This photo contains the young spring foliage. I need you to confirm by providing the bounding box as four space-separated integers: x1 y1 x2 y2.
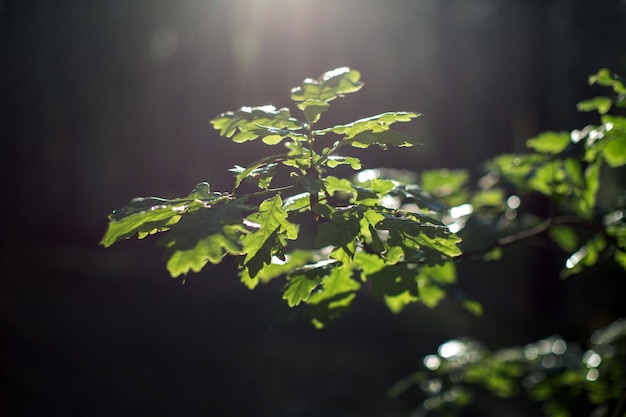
101 67 626 414
101 67 466 327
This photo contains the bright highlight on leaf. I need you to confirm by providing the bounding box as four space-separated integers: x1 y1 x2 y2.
290 67 363 103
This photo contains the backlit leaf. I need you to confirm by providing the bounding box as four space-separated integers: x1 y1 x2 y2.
601 116 626 167
588 68 626 94
420 169 470 207
158 200 250 277
389 184 448 212
380 213 462 264
241 195 299 277
323 175 357 197
490 154 544 189
471 189 505 209
101 183 228 247
306 266 360 328
325 156 362 170
282 192 312 213
210 105 303 143
369 264 419 313
230 162 279 189
577 97 613 114
232 155 288 188
284 271 323 307
290 67 363 103
347 130 413 149
164 226 241 277
548 226 579 252
317 112 420 138
297 99 330 124
240 250 314 290
526 131 570 154
417 263 456 308
577 160 600 217
316 209 361 252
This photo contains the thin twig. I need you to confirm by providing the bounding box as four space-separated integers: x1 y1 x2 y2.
456 215 606 261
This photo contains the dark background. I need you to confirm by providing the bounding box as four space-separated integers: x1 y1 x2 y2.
2 1 626 416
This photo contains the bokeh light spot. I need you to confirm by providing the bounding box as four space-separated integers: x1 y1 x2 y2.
438 340 466 359
150 27 180 61
423 354 441 370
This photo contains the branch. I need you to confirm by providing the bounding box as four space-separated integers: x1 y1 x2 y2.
456 215 606 261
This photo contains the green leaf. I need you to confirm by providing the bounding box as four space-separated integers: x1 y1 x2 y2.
416 263 457 308
471 189 505 209
282 192 312 213
548 225 579 252
389 184 448 212
420 169 470 207
588 68 626 94
240 250 313 290
252 125 308 145
347 130 413 149
158 201 250 277
421 169 469 195
101 203 182 247
561 234 607 278
317 111 420 138
359 178 397 195
354 251 386 275
577 160 600 217
100 183 227 247
602 136 626 167
490 154 544 189
526 160 565 196
323 175 357 198
290 67 363 103
325 156 362 170
352 185 380 206
315 209 362 259
283 259 340 306
577 96 613 114
241 195 299 277
462 299 483 316
163 226 241 277
210 105 303 143
600 116 626 167
380 213 462 264
369 264 419 313
306 266 360 328
526 131 570 154
297 99 330 124
230 162 278 190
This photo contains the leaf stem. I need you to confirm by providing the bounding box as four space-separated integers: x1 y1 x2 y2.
247 185 294 198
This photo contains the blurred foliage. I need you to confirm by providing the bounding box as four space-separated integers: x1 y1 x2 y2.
102 68 626 414
390 69 626 417
390 318 626 417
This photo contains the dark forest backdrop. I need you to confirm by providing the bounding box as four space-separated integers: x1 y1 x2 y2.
2 1 626 416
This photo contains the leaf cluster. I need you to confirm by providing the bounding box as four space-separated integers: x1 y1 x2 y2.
101 67 626 327
386 69 626 417
487 69 626 278
101 67 626 415
102 67 466 327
